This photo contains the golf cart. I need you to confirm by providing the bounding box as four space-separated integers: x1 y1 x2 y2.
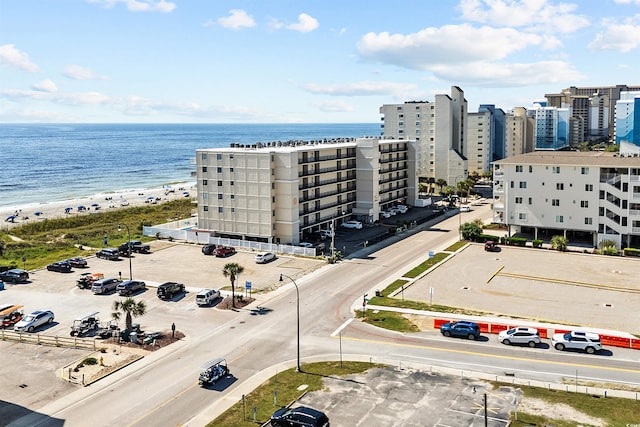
97 319 119 339
198 358 229 386
70 311 100 336
77 272 104 289
1 304 24 328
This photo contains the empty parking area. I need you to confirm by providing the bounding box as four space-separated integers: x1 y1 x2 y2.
403 243 640 331
298 366 518 427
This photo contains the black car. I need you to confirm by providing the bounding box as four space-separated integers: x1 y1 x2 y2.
202 244 216 255
117 280 146 296
66 257 88 268
118 240 151 256
47 261 72 273
157 282 185 300
96 248 120 260
0 269 30 283
270 406 329 427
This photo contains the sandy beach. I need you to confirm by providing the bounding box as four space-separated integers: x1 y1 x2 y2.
0 182 197 231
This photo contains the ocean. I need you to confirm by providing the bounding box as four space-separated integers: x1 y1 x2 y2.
0 123 379 209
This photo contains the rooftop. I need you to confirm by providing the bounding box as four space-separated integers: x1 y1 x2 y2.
494 150 640 167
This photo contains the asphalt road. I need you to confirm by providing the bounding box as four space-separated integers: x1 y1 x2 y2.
2 201 640 427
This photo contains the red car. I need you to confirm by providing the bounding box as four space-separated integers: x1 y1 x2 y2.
213 246 236 257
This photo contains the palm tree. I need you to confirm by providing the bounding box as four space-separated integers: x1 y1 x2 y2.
426 177 436 194
222 262 245 308
436 179 447 195
112 297 147 331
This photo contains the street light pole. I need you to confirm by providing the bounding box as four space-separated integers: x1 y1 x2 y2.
118 224 132 280
279 273 300 372
454 175 465 242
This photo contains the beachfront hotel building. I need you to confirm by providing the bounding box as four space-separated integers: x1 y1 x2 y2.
379 86 468 185
493 151 640 249
531 106 570 151
195 137 417 244
615 91 640 156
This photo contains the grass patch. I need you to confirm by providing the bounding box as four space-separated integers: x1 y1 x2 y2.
207 361 379 427
361 309 419 332
367 296 491 317
379 279 409 297
444 240 468 252
403 252 449 278
0 199 193 269
504 382 640 427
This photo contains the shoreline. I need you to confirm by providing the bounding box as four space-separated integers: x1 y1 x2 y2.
1 182 197 231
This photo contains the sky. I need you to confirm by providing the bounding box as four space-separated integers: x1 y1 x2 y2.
1 0 640 124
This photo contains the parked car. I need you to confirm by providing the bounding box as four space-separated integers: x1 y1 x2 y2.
484 241 499 252
47 261 72 273
498 327 540 347
118 240 151 256
341 220 363 229
0 269 29 283
318 229 334 239
395 204 409 214
255 252 276 264
552 331 602 354
14 309 55 332
270 406 330 427
65 257 88 268
157 281 185 300
213 246 236 257
299 242 314 248
196 289 222 306
379 211 391 219
91 278 121 294
117 280 146 296
304 231 327 242
96 248 120 260
202 244 217 255
440 321 481 340
460 205 471 212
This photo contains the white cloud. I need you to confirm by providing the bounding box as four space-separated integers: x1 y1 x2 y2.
589 15 640 52
286 13 319 33
31 79 58 93
613 0 640 4
87 0 176 13
310 100 353 113
429 60 585 86
357 24 558 70
459 0 589 33
303 81 418 96
0 44 39 72
218 9 256 30
63 64 108 80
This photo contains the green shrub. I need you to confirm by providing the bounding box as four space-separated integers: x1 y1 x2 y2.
532 239 543 248
507 237 527 247
478 234 499 243
82 357 98 365
624 247 640 257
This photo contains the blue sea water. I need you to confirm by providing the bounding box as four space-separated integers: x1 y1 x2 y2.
0 123 379 209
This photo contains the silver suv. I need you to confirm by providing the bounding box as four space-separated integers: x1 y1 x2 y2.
498 327 541 347
552 331 602 354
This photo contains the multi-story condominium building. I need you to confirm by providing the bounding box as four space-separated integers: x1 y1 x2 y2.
615 91 640 156
532 106 570 151
195 137 417 244
546 84 640 140
379 86 468 186
478 104 506 161
466 111 491 174
493 151 640 249
504 107 535 158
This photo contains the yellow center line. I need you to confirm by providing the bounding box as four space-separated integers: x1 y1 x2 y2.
334 335 640 374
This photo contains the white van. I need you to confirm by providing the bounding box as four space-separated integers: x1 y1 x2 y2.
196 289 221 306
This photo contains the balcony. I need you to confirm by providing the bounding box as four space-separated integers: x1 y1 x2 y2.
298 163 356 177
298 174 357 190
298 152 356 164
379 155 408 164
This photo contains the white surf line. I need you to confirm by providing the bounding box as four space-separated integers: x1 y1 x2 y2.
331 318 354 337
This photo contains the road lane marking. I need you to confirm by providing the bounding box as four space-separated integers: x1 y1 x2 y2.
331 318 354 337
333 335 640 374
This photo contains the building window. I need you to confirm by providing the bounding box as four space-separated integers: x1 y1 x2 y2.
218 207 223 213
585 217 592 225
230 194 234 199
510 181 514 188
202 167 207 172
217 181 222 186
515 197 523 204
203 206 208 211
203 180 208 186
585 184 593 191
231 208 235 213
201 153 207 160
528 197 532 205
230 167 234 172
230 181 234 186
581 200 588 208
515 165 523 172
556 183 564 190
519 181 527 189
217 167 222 173
552 199 560 206
218 194 223 200
518 213 527 220
581 167 589 175
529 165 533 173
552 166 560 174
556 215 563 223
216 154 221 160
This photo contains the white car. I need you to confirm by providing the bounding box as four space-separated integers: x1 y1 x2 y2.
299 242 314 248
498 327 541 347
319 229 334 238
552 331 602 354
379 211 391 219
460 205 471 212
391 205 408 214
14 310 55 332
255 252 276 264
341 220 363 229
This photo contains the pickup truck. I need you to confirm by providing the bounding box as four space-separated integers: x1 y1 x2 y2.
118 240 151 256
